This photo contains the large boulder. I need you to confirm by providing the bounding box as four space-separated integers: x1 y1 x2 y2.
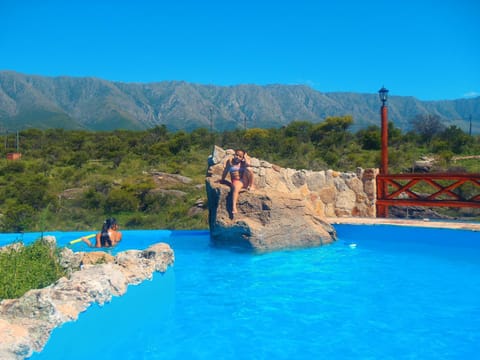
206 147 337 252
0 242 174 360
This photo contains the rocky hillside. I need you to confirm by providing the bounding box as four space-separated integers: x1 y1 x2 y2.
1 71 479 133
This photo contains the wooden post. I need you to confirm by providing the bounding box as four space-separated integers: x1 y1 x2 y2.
377 104 389 217
381 105 388 176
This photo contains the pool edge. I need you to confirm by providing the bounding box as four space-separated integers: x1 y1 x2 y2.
326 217 480 231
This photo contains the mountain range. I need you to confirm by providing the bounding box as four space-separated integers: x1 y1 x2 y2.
1 71 479 134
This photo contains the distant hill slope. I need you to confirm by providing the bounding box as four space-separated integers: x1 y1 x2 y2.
0 71 479 133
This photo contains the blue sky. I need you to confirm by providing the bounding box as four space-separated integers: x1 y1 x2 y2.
1 0 479 101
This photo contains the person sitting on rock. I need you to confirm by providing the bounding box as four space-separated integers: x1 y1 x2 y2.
220 149 255 214
82 218 122 248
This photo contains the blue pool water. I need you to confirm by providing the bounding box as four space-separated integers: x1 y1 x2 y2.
4 225 478 359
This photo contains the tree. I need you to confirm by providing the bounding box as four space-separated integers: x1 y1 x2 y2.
104 188 139 213
190 127 214 148
310 115 353 146
283 121 313 142
82 188 105 210
439 125 472 154
1 204 35 232
388 121 404 146
68 150 89 168
356 125 380 150
5 175 54 211
147 125 169 143
410 114 445 144
243 128 270 151
168 131 191 155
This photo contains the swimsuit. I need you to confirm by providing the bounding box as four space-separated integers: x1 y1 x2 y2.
229 163 242 178
100 231 113 247
229 162 247 185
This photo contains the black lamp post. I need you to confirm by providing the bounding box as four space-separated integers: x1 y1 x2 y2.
377 86 389 218
378 86 389 175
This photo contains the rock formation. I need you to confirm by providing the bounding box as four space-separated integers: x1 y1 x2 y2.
0 239 174 360
206 146 378 252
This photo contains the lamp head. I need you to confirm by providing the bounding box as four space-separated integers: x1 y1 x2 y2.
378 86 389 105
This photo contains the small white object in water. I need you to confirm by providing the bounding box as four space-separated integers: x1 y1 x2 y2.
349 243 357 249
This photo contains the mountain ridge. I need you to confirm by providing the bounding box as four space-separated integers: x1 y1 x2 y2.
1 71 479 133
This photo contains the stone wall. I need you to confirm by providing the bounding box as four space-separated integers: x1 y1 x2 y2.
212 146 377 219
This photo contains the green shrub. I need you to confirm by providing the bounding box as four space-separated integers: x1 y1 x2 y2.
0 238 66 300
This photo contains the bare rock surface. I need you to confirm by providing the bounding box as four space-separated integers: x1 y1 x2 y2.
0 241 174 360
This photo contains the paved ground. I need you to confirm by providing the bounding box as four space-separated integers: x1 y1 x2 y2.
326 217 480 231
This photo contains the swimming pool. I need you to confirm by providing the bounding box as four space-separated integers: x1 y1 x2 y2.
9 225 480 359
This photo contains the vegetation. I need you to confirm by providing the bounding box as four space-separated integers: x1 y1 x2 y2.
0 238 66 300
0 115 479 233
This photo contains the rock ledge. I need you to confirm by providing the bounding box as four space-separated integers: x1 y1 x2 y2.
0 242 174 360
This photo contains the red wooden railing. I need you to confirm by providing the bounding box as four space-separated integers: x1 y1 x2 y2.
374 87 480 217
376 173 480 217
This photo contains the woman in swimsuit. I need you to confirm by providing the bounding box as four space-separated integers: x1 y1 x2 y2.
82 218 122 248
221 149 255 214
